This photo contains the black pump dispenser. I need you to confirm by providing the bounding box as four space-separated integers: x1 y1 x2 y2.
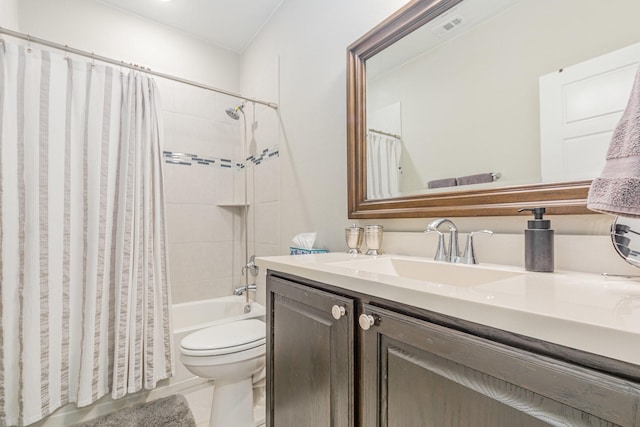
521 207 550 229
518 208 554 272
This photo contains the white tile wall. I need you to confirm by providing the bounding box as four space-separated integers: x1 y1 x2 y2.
165 204 234 243
170 113 220 155
164 163 218 206
159 78 281 304
214 168 237 204
254 243 280 306
254 160 280 204
255 201 280 246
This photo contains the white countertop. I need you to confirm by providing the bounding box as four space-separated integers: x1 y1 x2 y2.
256 252 640 366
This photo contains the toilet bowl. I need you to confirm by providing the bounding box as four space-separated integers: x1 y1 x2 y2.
180 319 266 427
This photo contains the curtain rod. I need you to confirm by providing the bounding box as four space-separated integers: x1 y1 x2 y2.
0 26 278 110
368 128 401 139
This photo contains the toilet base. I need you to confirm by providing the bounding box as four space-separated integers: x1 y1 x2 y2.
209 377 255 427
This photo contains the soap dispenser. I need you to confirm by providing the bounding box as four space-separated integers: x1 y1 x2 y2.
518 207 554 272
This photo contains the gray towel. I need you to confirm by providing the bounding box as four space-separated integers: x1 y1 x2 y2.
588 66 640 218
457 173 495 186
428 177 457 189
72 395 197 427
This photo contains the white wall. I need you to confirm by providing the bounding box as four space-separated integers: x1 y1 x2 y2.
0 0 19 30
242 0 411 255
17 0 239 89
12 0 633 292
242 0 635 278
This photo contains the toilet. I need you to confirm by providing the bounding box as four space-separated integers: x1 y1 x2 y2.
180 319 266 427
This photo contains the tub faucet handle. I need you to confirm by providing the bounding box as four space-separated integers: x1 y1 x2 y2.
242 255 259 277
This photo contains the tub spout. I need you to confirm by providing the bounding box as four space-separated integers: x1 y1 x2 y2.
234 284 257 296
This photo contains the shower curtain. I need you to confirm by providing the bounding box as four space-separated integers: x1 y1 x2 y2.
366 131 402 199
0 41 172 426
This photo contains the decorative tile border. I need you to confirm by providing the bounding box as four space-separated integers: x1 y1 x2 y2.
163 146 279 169
247 147 280 166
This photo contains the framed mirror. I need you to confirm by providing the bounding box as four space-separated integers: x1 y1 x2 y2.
347 0 640 218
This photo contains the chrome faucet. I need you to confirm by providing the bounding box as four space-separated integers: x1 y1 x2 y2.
234 284 257 295
425 219 492 264
425 218 460 262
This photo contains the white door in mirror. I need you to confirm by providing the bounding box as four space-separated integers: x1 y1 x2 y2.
539 41 640 182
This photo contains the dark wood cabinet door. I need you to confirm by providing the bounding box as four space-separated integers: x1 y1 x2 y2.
267 275 355 427
359 304 640 427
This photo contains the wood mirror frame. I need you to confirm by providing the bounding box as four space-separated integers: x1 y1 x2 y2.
346 0 592 219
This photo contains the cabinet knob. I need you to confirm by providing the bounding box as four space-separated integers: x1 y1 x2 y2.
359 314 376 330
331 305 347 320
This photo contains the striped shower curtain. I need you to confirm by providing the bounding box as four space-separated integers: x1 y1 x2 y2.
366 131 402 199
0 41 172 426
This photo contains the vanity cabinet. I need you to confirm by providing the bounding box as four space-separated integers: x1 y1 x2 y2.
360 303 639 426
266 275 355 427
267 272 640 427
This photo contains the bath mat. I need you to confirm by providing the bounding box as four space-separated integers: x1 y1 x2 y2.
72 394 196 427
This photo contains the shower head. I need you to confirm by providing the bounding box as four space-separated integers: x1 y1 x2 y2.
225 102 245 120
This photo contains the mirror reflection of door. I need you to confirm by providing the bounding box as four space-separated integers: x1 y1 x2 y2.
540 42 640 183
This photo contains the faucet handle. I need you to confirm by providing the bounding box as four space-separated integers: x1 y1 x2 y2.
425 229 448 262
460 230 493 265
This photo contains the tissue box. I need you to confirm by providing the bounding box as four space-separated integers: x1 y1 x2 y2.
289 247 328 255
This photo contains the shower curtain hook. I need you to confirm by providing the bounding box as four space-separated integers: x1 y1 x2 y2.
91 52 96 68
119 60 125 76
26 34 32 53
64 44 70 62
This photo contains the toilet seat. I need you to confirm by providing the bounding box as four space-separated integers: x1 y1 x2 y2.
180 319 266 357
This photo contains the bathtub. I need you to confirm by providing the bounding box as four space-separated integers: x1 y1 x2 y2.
172 295 266 334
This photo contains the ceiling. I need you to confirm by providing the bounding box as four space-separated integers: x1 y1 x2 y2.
96 0 284 54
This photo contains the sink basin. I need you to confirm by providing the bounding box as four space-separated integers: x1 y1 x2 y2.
329 257 523 287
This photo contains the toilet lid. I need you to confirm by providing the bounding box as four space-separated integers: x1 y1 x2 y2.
180 319 266 355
